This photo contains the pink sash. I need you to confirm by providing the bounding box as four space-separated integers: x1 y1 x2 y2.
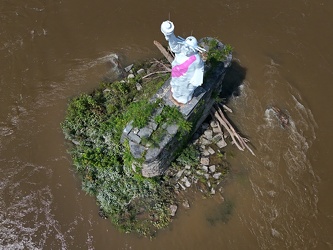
171 55 196 78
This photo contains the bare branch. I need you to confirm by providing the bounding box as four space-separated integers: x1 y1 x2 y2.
153 58 171 71
211 104 255 156
153 40 174 64
142 70 170 79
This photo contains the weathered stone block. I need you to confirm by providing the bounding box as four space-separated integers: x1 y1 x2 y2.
128 131 141 144
138 127 153 138
129 141 145 159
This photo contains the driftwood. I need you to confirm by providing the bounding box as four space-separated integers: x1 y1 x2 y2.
153 40 174 64
152 58 171 71
211 104 255 156
142 70 171 79
219 103 233 113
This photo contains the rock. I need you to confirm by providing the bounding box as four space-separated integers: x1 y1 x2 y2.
202 166 208 172
123 122 133 135
204 130 213 140
167 124 179 135
132 163 137 172
184 170 191 176
106 54 124 78
212 127 220 134
200 137 211 145
212 134 223 143
147 121 158 130
211 188 216 195
124 64 133 72
196 170 204 176
175 169 184 179
181 176 188 183
213 172 222 179
210 120 218 128
182 200 190 209
170 205 178 216
209 165 216 173
202 149 210 156
71 140 80 145
98 208 108 219
204 173 210 179
136 82 142 91
207 147 215 155
137 68 145 75
213 127 221 134
185 179 191 188
129 141 145 159
127 73 135 79
200 157 209 165
217 139 227 148
138 127 153 138
128 132 141 144
185 165 191 170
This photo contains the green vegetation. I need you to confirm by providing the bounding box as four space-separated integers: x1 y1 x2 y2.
206 38 233 66
153 104 192 140
175 144 200 166
61 66 174 236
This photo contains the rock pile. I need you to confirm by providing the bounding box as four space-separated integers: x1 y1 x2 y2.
167 120 229 216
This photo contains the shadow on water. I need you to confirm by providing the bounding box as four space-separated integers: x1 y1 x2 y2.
206 199 234 225
217 60 259 151
220 60 247 103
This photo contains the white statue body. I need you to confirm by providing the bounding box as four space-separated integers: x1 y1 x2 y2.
161 21 204 104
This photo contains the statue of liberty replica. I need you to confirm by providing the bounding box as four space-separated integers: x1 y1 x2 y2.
161 20 205 104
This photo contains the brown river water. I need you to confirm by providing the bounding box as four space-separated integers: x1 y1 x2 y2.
1 0 333 249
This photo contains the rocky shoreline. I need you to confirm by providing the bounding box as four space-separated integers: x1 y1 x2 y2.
165 119 230 216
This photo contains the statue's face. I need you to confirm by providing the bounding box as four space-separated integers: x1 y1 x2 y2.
182 45 196 56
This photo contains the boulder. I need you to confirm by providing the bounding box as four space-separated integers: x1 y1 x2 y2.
213 172 222 179
170 204 178 216
182 200 190 209
209 165 216 173
200 157 209 166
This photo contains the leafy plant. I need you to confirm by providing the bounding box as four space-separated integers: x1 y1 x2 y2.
176 144 200 166
206 38 233 66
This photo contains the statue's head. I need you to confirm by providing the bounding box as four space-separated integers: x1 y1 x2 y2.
185 36 198 49
182 36 198 56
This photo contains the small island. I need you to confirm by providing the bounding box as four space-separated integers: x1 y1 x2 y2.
61 22 251 237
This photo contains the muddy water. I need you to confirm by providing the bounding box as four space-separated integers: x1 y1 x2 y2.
1 0 333 249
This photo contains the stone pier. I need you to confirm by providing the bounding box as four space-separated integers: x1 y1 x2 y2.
121 38 232 177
